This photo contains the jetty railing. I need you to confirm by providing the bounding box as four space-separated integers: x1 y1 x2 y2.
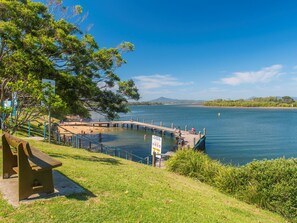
46 124 153 165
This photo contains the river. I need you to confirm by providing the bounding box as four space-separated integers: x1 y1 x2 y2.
91 104 297 165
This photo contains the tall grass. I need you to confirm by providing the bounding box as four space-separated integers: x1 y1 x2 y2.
166 149 297 222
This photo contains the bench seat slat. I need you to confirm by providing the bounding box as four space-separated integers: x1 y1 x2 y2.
29 147 62 169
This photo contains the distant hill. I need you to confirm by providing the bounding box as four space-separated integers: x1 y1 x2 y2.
149 97 204 104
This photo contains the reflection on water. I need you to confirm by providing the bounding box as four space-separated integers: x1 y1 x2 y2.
87 127 176 158
91 105 297 165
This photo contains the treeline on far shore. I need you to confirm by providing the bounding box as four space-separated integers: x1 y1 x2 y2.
203 96 297 108
128 102 163 106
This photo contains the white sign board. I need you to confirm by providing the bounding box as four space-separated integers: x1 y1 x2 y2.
151 135 162 156
3 100 11 108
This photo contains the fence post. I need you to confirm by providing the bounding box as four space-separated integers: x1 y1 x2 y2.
43 122 46 140
79 138 82 148
89 141 92 150
159 155 162 168
58 133 61 144
28 121 31 137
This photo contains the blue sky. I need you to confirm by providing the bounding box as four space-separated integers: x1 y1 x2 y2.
50 0 297 101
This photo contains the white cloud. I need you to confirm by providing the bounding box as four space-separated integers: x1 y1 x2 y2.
133 74 193 90
219 64 283 86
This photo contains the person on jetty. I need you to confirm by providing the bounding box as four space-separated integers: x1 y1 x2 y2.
178 129 182 137
191 127 196 134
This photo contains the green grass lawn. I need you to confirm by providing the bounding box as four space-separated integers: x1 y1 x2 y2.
0 139 287 223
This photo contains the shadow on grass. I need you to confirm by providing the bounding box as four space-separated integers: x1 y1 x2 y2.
50 153 122 165
55 170 96 201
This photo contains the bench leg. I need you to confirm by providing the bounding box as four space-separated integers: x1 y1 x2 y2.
33 170 55 194
18 145 55 200
2 136 17 179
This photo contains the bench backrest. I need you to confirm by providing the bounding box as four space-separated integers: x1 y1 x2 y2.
2 133 33 157
2 133 62 169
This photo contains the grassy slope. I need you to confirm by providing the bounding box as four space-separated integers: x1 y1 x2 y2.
0 139 286 223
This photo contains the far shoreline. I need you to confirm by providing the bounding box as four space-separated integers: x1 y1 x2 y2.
130 103 297 110
190 104 297 110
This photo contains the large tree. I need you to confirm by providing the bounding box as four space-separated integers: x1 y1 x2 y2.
0 0 139 132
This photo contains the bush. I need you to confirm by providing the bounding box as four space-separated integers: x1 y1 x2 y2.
166 150 297 222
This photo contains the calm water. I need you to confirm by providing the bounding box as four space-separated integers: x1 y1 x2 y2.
92 105 297 165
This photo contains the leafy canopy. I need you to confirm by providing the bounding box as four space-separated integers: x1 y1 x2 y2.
0 0 139 131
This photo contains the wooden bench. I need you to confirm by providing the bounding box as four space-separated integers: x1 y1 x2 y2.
2 133 62 200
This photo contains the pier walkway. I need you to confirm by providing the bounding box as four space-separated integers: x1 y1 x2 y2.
61 120 206 149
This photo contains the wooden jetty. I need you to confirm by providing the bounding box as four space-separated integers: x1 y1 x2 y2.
61 120 206 150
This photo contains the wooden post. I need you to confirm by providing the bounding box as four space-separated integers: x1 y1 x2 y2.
89 142 92 150
152 151 156 167
99 133 102 142
171 123 173 129
185 125 187 131
203 128 206 135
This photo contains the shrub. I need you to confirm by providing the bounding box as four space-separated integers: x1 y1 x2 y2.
166 150 297 222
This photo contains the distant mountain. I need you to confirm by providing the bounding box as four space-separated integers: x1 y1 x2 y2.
149 97 204 104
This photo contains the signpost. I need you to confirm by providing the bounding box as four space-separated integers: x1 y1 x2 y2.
42 79 55 144
151 135 162 167
11 92 17 117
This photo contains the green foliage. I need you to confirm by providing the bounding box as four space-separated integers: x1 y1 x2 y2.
0 139 286 223
204 96 297 108
167 150 297 222
0 0 139 132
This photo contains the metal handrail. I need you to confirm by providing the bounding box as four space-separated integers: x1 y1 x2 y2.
51 124 152 165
